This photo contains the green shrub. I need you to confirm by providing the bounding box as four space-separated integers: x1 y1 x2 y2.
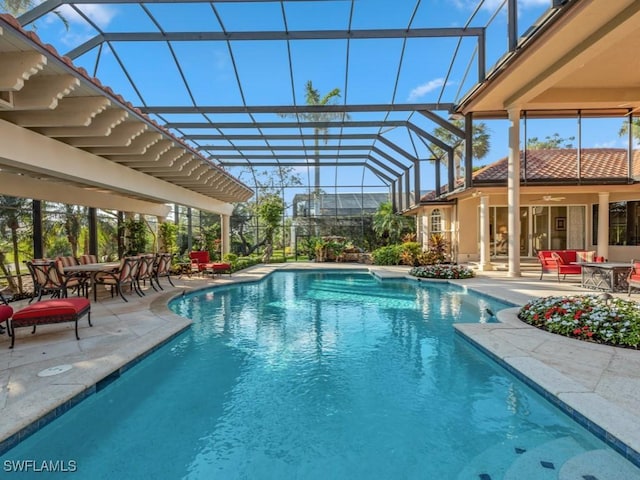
371 245 403 265
233 256 262 272
400 241 422 266
223 252 238 264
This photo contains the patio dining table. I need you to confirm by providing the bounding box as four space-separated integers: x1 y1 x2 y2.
64 262 121 299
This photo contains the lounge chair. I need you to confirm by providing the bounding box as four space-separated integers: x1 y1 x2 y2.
628 260 640 296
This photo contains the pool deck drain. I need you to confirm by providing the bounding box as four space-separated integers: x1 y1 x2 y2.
37 364 73 377
0 262 638 469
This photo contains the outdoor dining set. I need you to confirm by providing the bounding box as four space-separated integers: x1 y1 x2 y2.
0 253 176 348
26 253 176 304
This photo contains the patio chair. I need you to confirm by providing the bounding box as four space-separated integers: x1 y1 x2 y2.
80 254 98 265
136 254 158 295
93 256 141 302
26 260 84 303
153 253 175 290
627 260 640 296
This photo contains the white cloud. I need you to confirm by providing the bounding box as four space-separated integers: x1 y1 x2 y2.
594 140 618 148
56 4 117 29
407 78 446 101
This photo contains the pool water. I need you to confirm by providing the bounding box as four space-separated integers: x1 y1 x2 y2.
3 271 638 479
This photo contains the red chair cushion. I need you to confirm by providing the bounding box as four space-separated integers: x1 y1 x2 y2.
212 263 231 270
189 251 210 264
0 305 13 323
12 298 90 325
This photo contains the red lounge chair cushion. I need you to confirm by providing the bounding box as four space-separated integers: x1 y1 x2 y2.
12 298 90 327
0 305 13 323
211 263 231 271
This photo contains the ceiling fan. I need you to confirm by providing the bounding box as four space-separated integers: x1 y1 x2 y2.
533 195 566 202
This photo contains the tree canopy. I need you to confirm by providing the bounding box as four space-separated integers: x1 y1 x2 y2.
527 133 575 149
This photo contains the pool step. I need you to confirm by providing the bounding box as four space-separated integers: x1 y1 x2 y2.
457 435 640 480
503 436 585 480
559 449 640 480
455 430 552 480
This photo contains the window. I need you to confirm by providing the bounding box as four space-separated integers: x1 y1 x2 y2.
592 201 640 246
430 209 442 234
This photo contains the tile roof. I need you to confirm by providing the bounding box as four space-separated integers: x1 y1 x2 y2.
420 148 639 202
475 148 640 182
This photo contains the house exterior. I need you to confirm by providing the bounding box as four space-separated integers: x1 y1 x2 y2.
412 148 640 266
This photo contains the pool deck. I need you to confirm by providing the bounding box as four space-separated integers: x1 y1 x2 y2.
0 262 639 464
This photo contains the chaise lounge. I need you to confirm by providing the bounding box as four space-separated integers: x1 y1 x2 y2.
188 251 232 277
8 297 91 348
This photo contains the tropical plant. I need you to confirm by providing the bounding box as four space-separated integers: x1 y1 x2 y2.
430 118 490 179
618 118 640 142
427 233 449 263
256 194 284 245
372 201 414 245
281 81 346 195
0 196 30 292
371 244 403 265
399 241 422 266
158 221 178 254
123 218 148 255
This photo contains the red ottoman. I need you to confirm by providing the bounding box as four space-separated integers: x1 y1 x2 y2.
9 298 91 349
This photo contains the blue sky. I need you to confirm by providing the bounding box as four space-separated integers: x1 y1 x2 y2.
9 0 635 196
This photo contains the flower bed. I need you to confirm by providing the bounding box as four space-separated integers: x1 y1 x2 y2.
409 264 475 280
518 295 640 348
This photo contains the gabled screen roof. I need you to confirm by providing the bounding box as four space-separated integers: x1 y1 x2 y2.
13 0 558 197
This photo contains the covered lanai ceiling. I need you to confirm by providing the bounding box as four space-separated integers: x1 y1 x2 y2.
5 0 638 210
0 13 253 217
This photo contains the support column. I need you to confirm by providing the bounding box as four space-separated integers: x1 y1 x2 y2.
597 192 609 261
32 200 43 259
187 207 193 252
478 195 493 271
88 207 98 257
507 108 521 277
221 214 231 256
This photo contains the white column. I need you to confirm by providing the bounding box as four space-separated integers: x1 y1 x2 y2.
597 192 609 261
507 108 521 277
478 195 493 271
221 214 231 256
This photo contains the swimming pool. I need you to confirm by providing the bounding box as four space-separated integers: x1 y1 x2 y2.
2 271 639 479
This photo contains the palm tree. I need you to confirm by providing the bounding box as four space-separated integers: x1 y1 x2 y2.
430 118 490 179
373 201 412 245
619 118 640 142
282 81 346 208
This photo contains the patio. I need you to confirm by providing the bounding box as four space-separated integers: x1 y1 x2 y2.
1 263 639 464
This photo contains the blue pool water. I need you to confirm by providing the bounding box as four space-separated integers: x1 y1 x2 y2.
2 271 637 479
